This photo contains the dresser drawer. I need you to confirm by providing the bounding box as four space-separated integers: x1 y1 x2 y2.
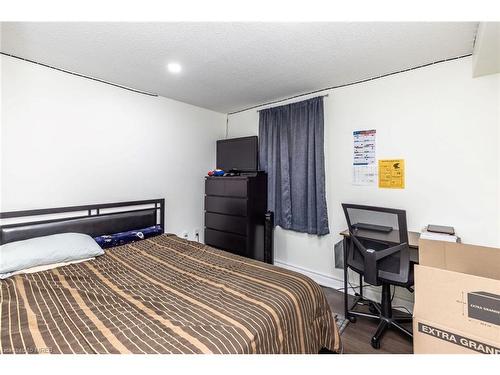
205 229 247 256
205 178 247 197
205 212 247 235
204 196 247 216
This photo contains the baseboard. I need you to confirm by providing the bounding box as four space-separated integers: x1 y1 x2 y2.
273 260 414 314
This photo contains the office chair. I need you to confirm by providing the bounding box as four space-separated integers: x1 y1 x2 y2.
341 204 414 349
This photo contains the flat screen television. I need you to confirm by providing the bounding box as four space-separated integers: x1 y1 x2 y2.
216 136 258 172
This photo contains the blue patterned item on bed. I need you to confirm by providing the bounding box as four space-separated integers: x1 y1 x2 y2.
94 225 163 248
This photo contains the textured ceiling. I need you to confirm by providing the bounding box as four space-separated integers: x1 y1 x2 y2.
1 22 478 113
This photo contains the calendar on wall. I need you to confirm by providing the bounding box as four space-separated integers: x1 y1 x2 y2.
352 129 376 186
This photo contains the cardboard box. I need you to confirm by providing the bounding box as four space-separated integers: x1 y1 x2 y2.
413 239 500 354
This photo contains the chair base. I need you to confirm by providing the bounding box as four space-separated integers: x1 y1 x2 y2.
346 284 413 349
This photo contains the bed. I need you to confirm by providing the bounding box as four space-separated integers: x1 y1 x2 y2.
0 199 340 354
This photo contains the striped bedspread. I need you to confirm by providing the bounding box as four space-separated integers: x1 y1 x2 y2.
0 234 340 354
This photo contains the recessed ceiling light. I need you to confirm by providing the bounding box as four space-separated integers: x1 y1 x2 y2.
167 62 182 74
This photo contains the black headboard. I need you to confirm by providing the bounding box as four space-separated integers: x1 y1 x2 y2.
0 199 165 245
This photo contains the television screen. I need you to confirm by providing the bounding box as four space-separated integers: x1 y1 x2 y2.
216 136 258 172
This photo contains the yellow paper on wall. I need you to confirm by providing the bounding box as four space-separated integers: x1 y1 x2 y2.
378 159 405 189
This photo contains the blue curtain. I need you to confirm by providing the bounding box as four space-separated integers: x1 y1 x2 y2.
259 96 329 235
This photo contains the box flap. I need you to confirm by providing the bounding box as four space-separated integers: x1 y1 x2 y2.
419 239 500 280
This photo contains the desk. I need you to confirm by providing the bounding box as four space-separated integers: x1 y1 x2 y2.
339 229 420 320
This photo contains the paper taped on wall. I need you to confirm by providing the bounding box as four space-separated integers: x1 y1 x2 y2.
378 159 405 189
352 129 376 186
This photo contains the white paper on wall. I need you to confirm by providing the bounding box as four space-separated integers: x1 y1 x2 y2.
353 164 377 186
352 129 376 185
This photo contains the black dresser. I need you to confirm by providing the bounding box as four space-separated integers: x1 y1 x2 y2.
204 173 272 263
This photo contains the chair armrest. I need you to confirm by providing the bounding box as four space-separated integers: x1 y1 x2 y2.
374 242 408 260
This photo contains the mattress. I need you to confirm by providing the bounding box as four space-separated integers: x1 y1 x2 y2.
0 234 340 354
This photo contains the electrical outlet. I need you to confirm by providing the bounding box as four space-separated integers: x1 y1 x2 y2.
194 228 200 237
181 231 188 239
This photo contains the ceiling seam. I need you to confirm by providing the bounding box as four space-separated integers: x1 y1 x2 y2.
227 53 473 115
471 22 480 50
0 50 474 114
0 51 159 97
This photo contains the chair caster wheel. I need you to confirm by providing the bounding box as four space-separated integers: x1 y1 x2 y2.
371 337 381 349
368 303 377 314
348 316 357 323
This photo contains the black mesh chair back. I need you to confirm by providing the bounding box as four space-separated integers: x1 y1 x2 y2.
342 204 411 287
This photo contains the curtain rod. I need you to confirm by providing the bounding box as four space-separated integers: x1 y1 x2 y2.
0 52 159 97
229 53 472 115
256 94 329 112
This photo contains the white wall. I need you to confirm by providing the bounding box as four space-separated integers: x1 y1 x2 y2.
473 22 500 78
0 56 226 241
227 57 500 306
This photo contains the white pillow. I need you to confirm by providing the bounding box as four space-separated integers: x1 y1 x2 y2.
0 233 104 279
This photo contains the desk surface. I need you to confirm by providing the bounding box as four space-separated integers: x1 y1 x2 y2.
339 229 420 249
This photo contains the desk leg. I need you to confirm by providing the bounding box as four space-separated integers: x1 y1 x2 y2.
342 237 349 320
359 273 363 299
